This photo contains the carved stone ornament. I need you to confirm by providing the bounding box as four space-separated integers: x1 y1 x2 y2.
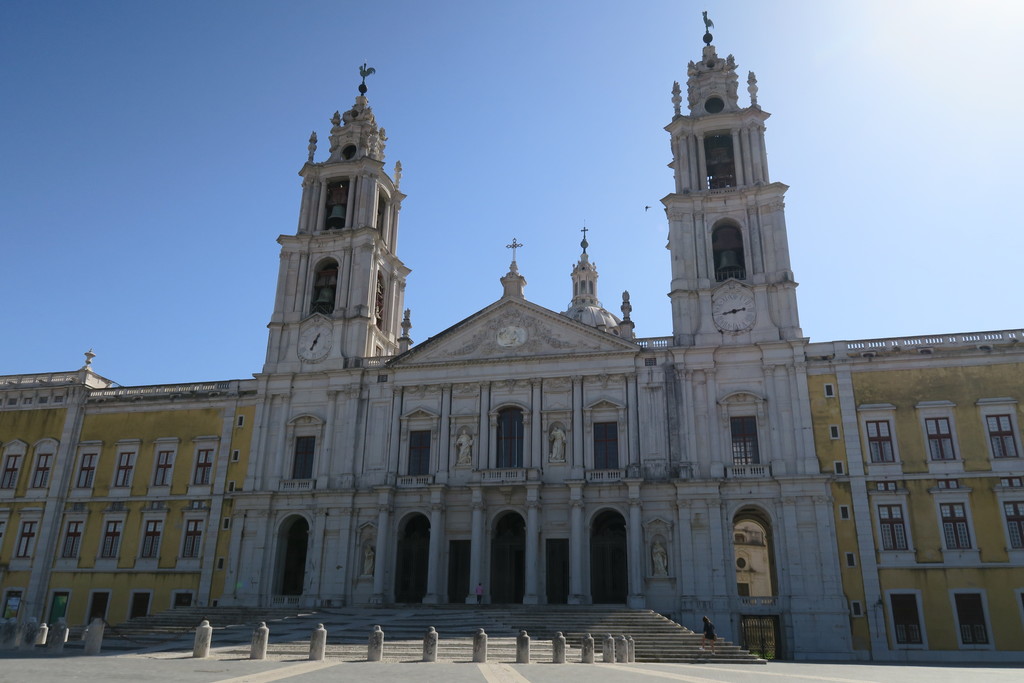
444 309 591 359
497 325 527 347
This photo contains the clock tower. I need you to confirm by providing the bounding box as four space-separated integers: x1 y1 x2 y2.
662 29 801 347
264 70 409 372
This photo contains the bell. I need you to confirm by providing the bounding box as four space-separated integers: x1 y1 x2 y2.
717 249 740 269
315 287 335 304
326 205 346 229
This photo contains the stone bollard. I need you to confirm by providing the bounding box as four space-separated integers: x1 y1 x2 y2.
0 619 18 650
193 619 213 658
580 633 595 663
367 625 384 662
552 631 566 663
615 635 628 663
602 634 615 663
19 618 39 650
422 626 438 662
84 618 106 656
516 630 530 664
627 635 635 663
48 620 68 652
36 623 49 646
309 624 327 661
250 622 269 660
472 628 488 663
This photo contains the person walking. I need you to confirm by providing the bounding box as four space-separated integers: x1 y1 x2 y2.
475 582 484 605
700 615 717 654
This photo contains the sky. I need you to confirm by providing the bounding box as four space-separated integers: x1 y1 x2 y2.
2 0 1022 386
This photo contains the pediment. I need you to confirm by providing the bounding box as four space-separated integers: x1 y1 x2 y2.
402 408 439 420
391 298 637 367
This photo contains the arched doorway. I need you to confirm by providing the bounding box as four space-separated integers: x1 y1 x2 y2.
395 514 430 603
278 516 309 596
590 510 627 603
490 513 525 603
733 508 781 659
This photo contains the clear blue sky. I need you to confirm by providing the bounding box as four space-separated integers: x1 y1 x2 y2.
2 1 1021 386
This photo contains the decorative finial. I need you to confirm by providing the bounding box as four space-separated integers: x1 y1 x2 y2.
506 237 524 262
83 348 95 368
358 63 376 95
672 81 682 117
580 225 589 253
330 110 341 127
621 291 632 321
393 161 402 189
747 71 759 107
307 131 317 163
702 11 714 45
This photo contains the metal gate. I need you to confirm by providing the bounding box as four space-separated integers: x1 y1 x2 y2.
740 615 781 659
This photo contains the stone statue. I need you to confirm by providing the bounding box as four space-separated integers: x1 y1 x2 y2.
456 429 473 465
652 541 668 576
549 425 566 462
362 544 375 576
307 131 317 163
748 71 759 107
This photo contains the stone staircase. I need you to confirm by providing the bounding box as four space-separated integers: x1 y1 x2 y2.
102 604 763 664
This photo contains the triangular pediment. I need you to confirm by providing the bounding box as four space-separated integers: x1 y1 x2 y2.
390 298 638 367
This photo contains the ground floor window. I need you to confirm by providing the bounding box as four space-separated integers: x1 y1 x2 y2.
954 593 988 645
889 593 923 644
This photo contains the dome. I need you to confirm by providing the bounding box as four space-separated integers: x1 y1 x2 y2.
563 303 622 333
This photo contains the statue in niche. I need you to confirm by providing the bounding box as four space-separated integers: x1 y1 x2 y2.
548 424 566 462
652 540 668 576
362 544 375 576
455 429 473 466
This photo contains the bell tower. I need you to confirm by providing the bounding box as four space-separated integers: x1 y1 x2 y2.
662 22 801 346
264 66 409 372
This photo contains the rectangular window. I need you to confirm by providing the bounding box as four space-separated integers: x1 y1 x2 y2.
31 453 52 488
845 552 856 567
114 452 134 487
987 415 1019 459
829 425 840 439
594 422 619 469
62 521 83 558
153 450 173 486
890 593 923 644
182 519 203 558
292 436 315 479
140 520 162 558
1004 501 1024 549
1 455 21 489
866 420 895 463
824 383 835 397
496 408 524 469
839 505 850 520
879 504 908 550
193 448 213 485
16 521 37 558
730 416 759 465
77 453 97 488
101 520 122 558
926 417 956 461
954 593 989 644
940 503 971 549
407 430 431 476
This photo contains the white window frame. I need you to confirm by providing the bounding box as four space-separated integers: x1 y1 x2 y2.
916 401 963 475
884 589 928 650
931 487 979 564
150 437 178 490
71 442 102 497
949 589 994 650
858 404 901 476
398 409 439 481
994 480 1024 563
137 514 166 568
0 440 27 496
869 491 916 566
188 436 219 494
28 439 57 494
179 516 205 565
57 517 86 566
976 398 1021 471
97 515 126 566
111 439 141 495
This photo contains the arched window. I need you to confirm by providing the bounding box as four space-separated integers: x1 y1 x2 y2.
703 134 736 189
310 261 338 314
496 407 524 469
712 225 746 281
374 270 386 330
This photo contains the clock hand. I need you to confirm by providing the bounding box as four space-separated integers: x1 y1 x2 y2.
309 333 320 350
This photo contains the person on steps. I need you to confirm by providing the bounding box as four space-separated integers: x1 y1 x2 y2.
700 615 716 654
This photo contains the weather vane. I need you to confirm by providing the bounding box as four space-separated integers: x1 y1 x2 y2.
358 63 376 95
702 11 714 45
506 237 524 261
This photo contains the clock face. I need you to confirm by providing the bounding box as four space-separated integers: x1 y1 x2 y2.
712 289 756 332
297 323 332 362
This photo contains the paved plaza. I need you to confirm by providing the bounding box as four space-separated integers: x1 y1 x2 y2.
1 648 1023 683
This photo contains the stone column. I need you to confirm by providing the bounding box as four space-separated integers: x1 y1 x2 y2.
423 492 445 604
523 489 540 604
438 384 452 479
530 379 542 470
730 129 744 186
696 134 707 190
387 387 403 474
313 178 328 233
317 390 338 486
478 382 490 468
627 374 640 467
627 489 644 608
568 487 585 604
466 487 485 604
371 490 392 603
571 376 584 476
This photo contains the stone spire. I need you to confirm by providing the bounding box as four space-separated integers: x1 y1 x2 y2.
562 229 621 333
501 238 527 299
326 65 386 163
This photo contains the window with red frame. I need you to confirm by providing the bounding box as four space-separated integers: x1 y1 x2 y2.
193 449 213 485
926 418 956 461
940 503 971 549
